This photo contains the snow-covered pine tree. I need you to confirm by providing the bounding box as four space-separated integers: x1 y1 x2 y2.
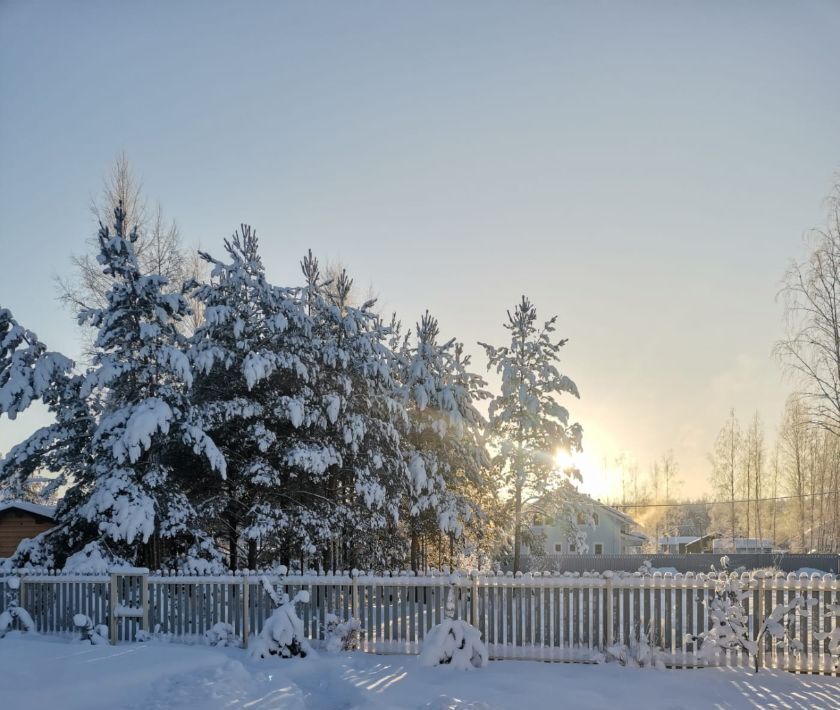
56 203 226 570
189 225 311 569
479 296 583 573
398 311 489 570
291 254 407 570
0 310 91 566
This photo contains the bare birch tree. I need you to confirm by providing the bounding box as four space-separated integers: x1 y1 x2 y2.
779 396 808 551
711 409 740 549
56 153 204 338
775 185 840 433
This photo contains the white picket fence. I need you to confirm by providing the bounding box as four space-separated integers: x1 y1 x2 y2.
1 569 838 675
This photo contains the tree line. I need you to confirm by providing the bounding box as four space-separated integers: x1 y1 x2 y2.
708 185 840 553
0 158 584 573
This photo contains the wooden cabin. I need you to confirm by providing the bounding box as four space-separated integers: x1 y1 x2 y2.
0 501 56 558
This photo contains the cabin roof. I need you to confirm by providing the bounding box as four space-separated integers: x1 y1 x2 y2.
0 500 56 520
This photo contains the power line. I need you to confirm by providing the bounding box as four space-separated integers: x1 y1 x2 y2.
608 490 835 510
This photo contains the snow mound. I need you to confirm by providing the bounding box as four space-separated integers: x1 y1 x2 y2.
419 618 488 670
205 622 238 647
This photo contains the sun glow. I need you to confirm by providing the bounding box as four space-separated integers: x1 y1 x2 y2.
554 448 576 472
555 447 620 502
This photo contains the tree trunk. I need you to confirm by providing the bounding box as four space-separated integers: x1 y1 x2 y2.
229 521 238 571
410 523 419 572
513 483 522 574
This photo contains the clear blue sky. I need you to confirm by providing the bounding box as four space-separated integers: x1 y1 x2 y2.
2 1 840 498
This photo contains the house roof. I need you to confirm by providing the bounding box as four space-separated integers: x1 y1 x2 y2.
0 500 56 520
658 536 701 545
524 495 645 530
713 538 773 549
596 503 638 524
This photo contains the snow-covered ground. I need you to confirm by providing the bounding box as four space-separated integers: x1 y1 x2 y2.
1 635 838 709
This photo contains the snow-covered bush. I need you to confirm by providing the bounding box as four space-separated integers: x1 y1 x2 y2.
205 621 238 647
753 594 818 672
73 613 109 645
250 577 311 659
685 561 820 673
419 582 487 669
0 576 35 638
419 619 488 669
324 613 362 652
684 569 754 665
637 560 654 576
606 626 664 669
814 602 840 670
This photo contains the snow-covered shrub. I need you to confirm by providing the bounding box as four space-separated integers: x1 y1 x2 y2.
205 621 238 647
753 594 818 672
419 618 488 669
606 626 664 669
684 569 754 665
419 582 487 670
685 561 825 673
814 602 840 670
250 577 311 659
73 614 109 645
0 576 35 638
324 613 362 652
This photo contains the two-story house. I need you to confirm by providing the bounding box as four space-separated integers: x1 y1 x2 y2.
523 498 647 556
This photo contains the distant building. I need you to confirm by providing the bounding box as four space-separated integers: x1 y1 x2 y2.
657 534 717 554
524 499 647 555
0 500 56 558
712 537 774 554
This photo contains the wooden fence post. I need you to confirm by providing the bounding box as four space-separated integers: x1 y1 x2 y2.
242 576 250 649
605 574 614 648
756 574 765 670
351 571 360 619
141 572 149 634
471 573 479 627
17 575 25 618
109 572 119 645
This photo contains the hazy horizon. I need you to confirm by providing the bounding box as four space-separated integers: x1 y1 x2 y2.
3 1 840 502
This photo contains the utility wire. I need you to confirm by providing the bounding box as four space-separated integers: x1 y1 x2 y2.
608 490 835 509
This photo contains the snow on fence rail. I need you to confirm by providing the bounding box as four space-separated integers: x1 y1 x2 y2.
513 553 840 574
1 569 837 675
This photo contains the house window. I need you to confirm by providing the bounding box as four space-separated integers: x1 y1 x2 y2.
568 542 576 553
594 543 604 555
533 514 544 526
592 513 599 526
576 513 586 525
554 543 563 553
